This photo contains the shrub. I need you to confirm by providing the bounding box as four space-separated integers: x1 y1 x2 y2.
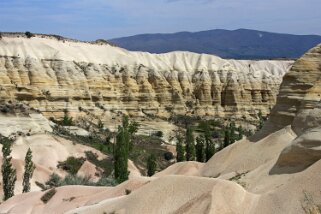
147 154 157 176
45 173 61 188
163 152 174 161
41 188 56 204
60 174 92 186
57 156 85 175
176 136 185 162
35 181 47 191
25 31 34 38
1 137 17 200
95 177 118 186
61 114 73 126
153 131 163 138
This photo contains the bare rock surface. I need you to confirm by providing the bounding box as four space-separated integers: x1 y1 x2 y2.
0 35 292 132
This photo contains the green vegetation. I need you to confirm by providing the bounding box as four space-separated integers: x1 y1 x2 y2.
50 113 74 126
45 173 61 189
62 114 74 126
174 118 251 163
25 31 34 38
41 188 56 204
57 156 85 175
1 137 17 200
185 126 196 161
40 173 117 190
85 151 113 176
176 135 185 162
114 116 138 183
257 110 267 130
152 130 164 138
22 148 36 193
147 154 157 176
195 136 205 162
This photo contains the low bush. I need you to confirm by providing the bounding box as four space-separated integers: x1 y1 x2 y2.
25 31 34 38
57 156 85 175
40 188 56 204
152 131 163 138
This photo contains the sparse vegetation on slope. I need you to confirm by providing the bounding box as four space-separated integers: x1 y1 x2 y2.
1 137 17 201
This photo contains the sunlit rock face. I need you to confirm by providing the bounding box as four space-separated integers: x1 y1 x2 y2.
266 44 321 134
0 34 292 123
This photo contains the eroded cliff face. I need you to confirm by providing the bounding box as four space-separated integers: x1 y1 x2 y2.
266 44 321 135
0 35 293 125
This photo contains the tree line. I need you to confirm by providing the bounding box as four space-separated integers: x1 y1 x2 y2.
176 121 245 163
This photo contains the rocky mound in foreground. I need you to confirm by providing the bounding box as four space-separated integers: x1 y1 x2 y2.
0 34 292 131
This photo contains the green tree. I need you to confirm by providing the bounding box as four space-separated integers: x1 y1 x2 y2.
22 148 36 193
147 154 157 176
257 110 266 130
114 126 129 183
176 135 185 162
1 138 17 200
185 126 196 161
229 122 237 145
205 139 215 162
114 116 138 183
237 126 244 140
196 136 205 162
223 128 230 148
199 121 215 161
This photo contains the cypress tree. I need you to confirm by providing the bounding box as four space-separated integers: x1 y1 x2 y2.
185 126 196 161
205 138 215 162
229 122 237 145
223 128 230 148
113 116 138 183
114 126 128 183
196 136 205 162
22 148 36 193
176 136 185 162
1 138 17 200
147 154 157 176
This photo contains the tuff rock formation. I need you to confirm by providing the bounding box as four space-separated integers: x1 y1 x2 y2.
0 34 292 127
0 40 320 214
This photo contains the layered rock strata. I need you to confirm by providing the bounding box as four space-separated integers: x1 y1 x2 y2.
0 34 292 123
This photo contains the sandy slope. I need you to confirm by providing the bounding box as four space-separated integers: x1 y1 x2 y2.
0 134 108 199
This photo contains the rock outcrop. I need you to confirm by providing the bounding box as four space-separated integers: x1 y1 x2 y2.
0 34 292 126
0 38 321 214
266 44 321 134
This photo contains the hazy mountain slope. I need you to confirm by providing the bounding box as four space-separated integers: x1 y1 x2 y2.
111 29 321 59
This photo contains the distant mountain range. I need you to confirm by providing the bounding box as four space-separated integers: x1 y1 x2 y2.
110 29 321 59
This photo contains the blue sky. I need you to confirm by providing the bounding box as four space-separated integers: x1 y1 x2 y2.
0 0 320 40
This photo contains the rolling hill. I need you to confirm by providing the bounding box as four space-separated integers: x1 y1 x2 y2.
111 29 321 59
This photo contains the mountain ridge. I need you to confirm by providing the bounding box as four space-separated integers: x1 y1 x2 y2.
111 29 321 59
